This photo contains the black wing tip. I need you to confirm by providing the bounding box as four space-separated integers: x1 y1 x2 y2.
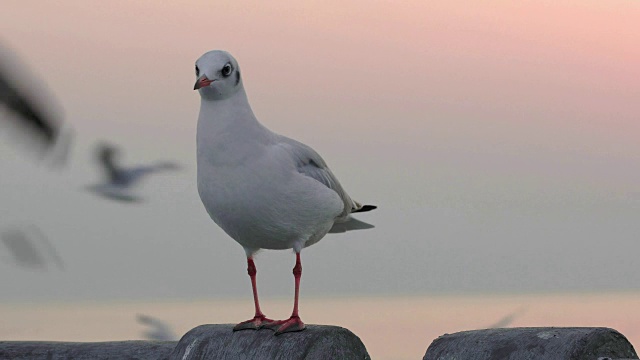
353 204 377 213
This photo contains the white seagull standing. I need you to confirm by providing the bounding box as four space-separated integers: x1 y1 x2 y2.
194 50 376 335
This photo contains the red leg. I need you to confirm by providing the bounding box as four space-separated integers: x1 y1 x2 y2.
233 257 274 331
291 252 302 318
262 252 306 335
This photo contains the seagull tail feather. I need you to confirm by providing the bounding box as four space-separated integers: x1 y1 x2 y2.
352 204 377 213
328 217 375 233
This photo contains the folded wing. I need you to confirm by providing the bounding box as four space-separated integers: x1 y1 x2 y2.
279 136 376 233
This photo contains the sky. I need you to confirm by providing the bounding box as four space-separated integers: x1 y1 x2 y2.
0 1 639 302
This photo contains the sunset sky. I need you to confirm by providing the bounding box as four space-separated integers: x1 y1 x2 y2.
1 1 639 302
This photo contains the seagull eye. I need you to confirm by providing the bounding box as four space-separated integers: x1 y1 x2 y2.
221 63 233 77
195 65 200 76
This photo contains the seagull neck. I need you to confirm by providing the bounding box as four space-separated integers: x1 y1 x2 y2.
199 89 261 131
197 88 273 163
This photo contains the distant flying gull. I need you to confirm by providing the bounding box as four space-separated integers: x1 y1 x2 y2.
0 225 65 271
86 143 181 203
0 44 71 166
136 314 178 341
194 50 376 335
487 307 527 329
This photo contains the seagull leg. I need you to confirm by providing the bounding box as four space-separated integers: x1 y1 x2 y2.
261 252 306 335
233 257 274 331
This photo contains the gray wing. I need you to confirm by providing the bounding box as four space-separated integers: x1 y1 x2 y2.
0 55 59 146
279 136 362 219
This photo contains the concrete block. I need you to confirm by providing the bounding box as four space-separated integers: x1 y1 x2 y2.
0 340 176 360
424 327 638 360
168 324 370 360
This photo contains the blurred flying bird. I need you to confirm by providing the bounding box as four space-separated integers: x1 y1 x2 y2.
0 225 64 271
194 50 376 335
136 314 178 341
0 44 71 166
487 307 527 329
86 143 181 203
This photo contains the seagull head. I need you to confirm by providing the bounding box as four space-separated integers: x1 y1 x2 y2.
193 50 242 100
96 143 119 165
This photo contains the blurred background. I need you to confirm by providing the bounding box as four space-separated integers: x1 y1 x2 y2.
1 1 639 359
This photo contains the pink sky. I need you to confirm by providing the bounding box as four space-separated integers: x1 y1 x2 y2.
3 1 637 133
6 1 635 169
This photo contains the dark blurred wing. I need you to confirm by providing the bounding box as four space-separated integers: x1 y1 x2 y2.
0 69 57 146
1 228 47 269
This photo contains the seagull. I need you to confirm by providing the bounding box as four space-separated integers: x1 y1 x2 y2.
0 44 71 166
194 50 376 335
0 225 64 271
486 307 527 329
86 143 181 203
136 314 178 341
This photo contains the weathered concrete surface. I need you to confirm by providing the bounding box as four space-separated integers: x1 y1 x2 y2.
424 327 638 360
168 324 371 360
0 340 176 360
